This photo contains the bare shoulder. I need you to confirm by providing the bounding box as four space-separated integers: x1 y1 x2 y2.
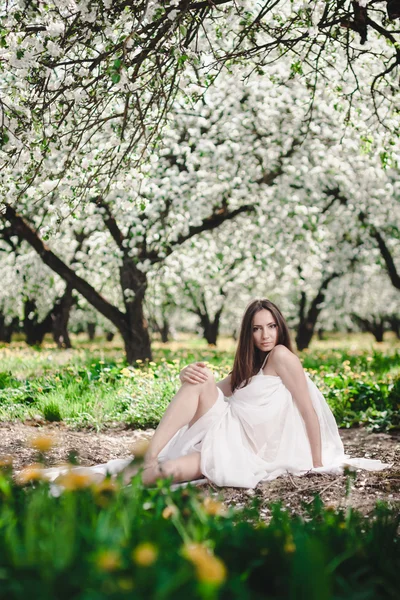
269 345 301 371
269 344 294 362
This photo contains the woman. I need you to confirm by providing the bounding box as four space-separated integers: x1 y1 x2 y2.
140 299 392 488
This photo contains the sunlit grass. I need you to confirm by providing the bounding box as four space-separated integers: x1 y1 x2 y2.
0 333 398 430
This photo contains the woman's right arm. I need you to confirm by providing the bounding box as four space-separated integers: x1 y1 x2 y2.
180 363 232 396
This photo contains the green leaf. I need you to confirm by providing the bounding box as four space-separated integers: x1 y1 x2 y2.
0 132 9 147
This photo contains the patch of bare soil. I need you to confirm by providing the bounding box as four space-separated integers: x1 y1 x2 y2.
0 422 398 518
217 429 400 519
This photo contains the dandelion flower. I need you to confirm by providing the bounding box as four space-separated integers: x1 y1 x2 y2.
96 550 121 572
283 539 296 553
16 463 44 484
131 439 149 457
183 543 227 585
117 577 134 591
57 470 93 490
120 367 133 377
0 455 13 469
162 505 178 519
132 542 158 567
29 435 54 453
203 496 227 516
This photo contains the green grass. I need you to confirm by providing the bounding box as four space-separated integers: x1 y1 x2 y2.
0 464 398 600
0 334 399 431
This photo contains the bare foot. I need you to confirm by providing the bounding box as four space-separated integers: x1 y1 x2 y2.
142 461 164 485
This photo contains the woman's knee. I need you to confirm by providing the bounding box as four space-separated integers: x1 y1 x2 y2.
200 367 216 387
180 367 215 391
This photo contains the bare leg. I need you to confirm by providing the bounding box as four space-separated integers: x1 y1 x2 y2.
142 452 202 485
142 369 218 483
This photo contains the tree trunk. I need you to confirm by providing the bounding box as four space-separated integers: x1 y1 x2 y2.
295 319 315 351
120 258 152 362
0 313 18 343
198 307 223 346
351 314 386 343
23 299 53 346
3 205 151 363
388 315 400 339
161 317 170 343
51 285 74 349
374 323 384 343
87 322 96 341
295 273 340 351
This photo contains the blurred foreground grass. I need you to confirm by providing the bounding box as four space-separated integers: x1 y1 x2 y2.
0 459 398 600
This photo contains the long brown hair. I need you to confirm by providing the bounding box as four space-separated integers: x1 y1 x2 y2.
230 299 293 392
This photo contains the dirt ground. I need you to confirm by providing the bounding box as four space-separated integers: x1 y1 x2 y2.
0 421 398 518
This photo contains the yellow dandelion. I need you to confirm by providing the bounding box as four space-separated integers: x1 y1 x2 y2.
149 361 157 366
117 577 134 591
135 359 143 364
0 455 13 469
29 435 54 453
339 522 346 529
16 463 44 484
96 550 121 572
162 505 178 519
203 497 228 517
183 543 226 585
196 554 226 585
93 479 119 494
131 439 149 458
120 367 133 377
132 542 158 567
57 470 93 491
283 540 296 553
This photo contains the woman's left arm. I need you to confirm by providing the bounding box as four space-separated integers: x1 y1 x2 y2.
271 346 323 467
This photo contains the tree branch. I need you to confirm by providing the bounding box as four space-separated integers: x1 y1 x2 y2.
2 204 127 331
145 203 256 263
369 227 400 290
92 196 126 251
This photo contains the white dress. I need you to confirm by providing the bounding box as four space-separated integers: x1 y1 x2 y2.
40 359 393 492
157 361 393 488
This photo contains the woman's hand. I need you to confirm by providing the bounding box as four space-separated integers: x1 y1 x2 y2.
179 362 209 385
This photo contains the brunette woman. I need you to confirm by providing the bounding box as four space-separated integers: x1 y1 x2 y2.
140 299 391 487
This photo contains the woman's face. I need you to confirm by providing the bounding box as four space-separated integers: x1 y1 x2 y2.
252 309 278 352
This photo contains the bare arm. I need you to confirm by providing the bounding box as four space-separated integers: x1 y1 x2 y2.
216 374 232 397
179 363 232 397
271 346 323 467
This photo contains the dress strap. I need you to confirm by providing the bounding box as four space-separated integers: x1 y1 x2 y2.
260 352 271 371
